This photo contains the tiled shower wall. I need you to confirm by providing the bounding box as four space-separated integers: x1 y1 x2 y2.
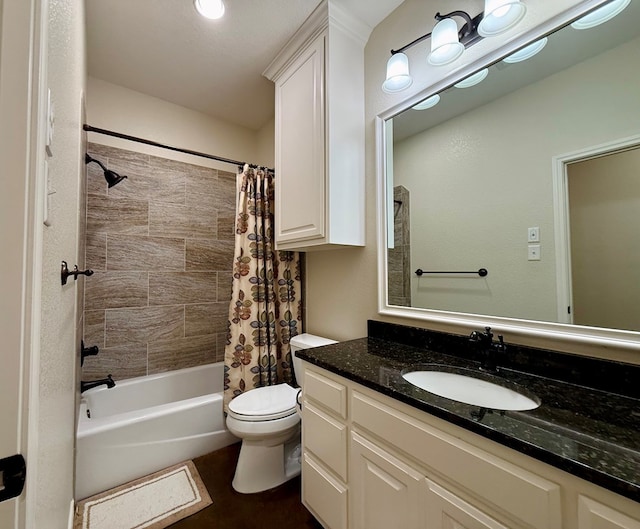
81 143 236 380
387 185 411 307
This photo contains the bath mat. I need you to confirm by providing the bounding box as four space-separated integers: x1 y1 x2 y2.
74 460 212 529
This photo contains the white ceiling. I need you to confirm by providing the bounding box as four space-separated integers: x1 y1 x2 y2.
85 0 404 131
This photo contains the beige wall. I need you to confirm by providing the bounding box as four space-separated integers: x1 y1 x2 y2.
393 37 640 323
29 0 87 526
86 76 270 170
304 0 640 362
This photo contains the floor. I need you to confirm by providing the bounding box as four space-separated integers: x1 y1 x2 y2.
169 443 323 529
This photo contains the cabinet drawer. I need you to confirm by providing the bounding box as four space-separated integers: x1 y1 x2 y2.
303 401 348 480
302 453 348 529
352 391 561 529
578 496 640 529
304 368 347 419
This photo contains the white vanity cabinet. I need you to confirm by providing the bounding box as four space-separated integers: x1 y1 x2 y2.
263 0 366 251
299 361 640 529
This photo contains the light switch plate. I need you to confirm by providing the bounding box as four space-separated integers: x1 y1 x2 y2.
528 244 541 261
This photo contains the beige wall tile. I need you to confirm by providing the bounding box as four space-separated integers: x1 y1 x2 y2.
217 216 235 240
105 305 185 347
87 194 149 235
81 344 147 380
107 235 185 271
215 171 237 216
86 162 108 196
148 334 216 374
147 166 186 205
86 232 107 271
83 310 105 348
148 202 217 239
149 271 217 305
215 332 228 363
185 302 229 336
84 271 148 310
185 239 234 271
217 271 233 303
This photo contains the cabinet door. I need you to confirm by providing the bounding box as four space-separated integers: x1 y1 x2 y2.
351 432 426 529
274 35 326 245
578 496 640 529
426 479 516 529
302 453 348 529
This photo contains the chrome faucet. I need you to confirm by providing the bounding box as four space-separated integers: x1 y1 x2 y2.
469 327 506 372
81 374 115 393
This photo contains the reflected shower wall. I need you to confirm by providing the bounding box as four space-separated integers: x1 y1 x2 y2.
387 185 411 306
82 142 237 380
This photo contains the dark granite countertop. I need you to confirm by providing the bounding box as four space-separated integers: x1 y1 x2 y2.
296 321 640 503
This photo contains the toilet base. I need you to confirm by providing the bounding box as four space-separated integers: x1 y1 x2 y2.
232 433 301 494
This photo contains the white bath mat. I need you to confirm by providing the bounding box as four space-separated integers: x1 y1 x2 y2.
74 460 212 529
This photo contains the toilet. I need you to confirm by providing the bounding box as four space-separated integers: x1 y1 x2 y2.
226 333 336 494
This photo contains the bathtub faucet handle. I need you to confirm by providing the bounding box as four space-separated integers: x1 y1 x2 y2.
81 340 100 366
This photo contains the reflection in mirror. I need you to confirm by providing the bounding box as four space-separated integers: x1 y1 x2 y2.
385 1 640 333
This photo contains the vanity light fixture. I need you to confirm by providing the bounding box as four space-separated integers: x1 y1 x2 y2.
502 37 548 63
194 0 225 20
454 68 489 88
412 94 441 110
570 0 630 30
382 3 526 94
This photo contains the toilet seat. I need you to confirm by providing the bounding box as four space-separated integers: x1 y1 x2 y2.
228 384 300 422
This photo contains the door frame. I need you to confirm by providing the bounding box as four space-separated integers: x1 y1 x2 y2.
552 134 640 326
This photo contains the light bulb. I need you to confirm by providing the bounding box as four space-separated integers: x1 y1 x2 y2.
194 0 225 20
382 53 413 93
478 0 526 37
428 18 464 66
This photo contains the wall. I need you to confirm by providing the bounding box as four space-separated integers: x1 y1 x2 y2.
34 0 86 526
392 37 640 322
82 142 236 380
87 76 268 169
303 0 640 362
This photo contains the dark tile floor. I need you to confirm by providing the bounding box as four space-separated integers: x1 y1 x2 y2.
170 443 323 529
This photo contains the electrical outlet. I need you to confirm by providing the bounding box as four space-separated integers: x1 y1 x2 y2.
527 227 540 243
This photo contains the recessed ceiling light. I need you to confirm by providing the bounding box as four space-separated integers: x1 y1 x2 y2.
194 0 225 20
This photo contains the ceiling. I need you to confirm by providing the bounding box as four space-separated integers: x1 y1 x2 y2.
85 0 404 131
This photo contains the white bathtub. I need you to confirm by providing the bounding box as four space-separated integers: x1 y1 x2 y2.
75 362 237 500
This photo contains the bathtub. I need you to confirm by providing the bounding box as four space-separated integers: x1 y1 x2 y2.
75 362 237 500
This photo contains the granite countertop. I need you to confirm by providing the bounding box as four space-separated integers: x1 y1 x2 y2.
296 321 640 503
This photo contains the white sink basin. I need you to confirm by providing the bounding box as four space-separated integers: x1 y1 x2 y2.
402 369 540 411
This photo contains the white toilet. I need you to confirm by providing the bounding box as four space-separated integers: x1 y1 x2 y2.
226 333 336 494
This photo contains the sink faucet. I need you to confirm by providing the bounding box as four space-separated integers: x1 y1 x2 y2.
469 327 506 372
81 374 115 393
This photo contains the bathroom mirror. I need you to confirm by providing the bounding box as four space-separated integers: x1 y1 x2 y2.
379 1 640 348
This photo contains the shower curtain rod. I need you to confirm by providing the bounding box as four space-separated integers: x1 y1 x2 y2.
83 124 274 172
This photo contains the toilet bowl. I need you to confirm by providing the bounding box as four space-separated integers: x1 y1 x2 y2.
226 333 337 493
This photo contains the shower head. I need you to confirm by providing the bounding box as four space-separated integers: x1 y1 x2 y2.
85 153 128 188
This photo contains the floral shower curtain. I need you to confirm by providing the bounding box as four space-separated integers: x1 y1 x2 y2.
223 164 303 410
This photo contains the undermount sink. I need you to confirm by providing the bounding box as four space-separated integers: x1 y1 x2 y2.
402 367 540 411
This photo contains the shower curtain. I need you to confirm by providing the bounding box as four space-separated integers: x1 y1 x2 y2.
223 164 303 410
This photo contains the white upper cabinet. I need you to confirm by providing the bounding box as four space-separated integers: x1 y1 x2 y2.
263 0 368 251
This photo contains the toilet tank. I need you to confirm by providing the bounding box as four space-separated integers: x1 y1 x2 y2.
290 333 337 387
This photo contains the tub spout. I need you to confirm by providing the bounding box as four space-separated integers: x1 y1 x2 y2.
81 375 115 393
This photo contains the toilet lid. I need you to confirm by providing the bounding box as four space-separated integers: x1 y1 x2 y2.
228 383 299 421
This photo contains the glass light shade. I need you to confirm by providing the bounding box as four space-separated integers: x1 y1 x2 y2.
502 37 549 64
478 0 527 36
412 94 441 110
571 0 630 29
382 53 413 93
455 68 489 88
428 18 464 66
194 0 225 19
503 37 547 63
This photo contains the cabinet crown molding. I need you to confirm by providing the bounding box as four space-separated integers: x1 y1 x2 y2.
263 0 372 81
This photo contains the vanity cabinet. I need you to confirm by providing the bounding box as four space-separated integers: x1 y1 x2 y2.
300 361 640 529
263 0 366 251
